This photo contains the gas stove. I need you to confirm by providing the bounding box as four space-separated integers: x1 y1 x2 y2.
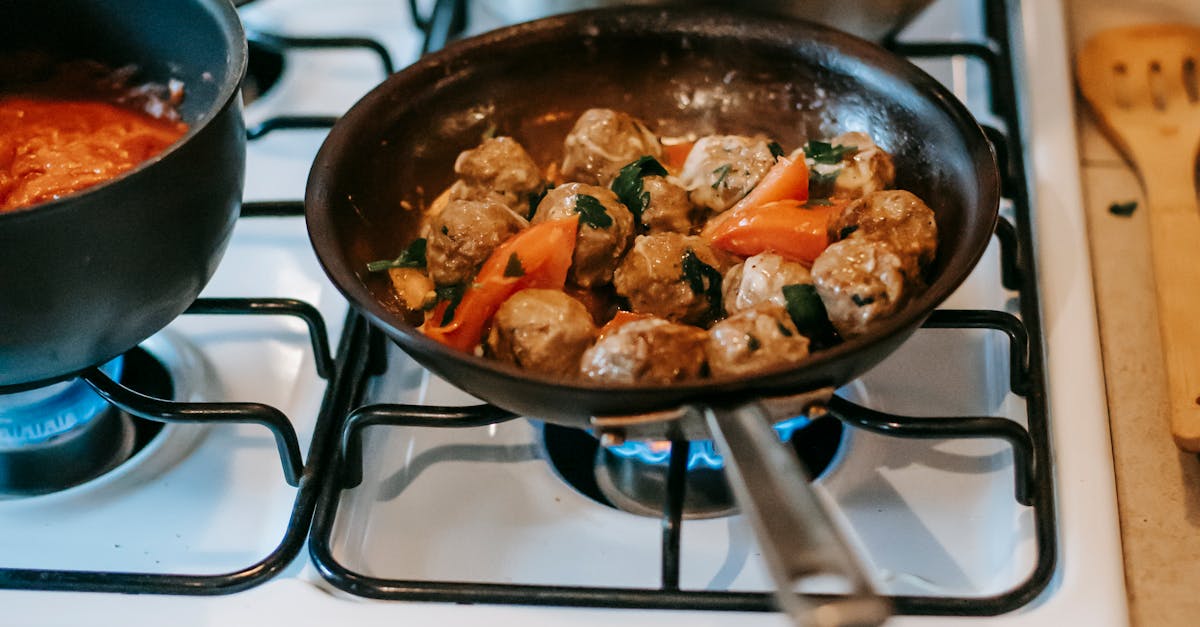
0 0 1127 625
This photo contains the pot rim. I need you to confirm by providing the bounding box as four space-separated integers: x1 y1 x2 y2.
0 0 248 223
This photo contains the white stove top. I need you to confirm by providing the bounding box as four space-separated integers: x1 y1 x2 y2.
0 0 1127 624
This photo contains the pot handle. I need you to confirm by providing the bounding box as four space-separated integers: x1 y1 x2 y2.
703 402 890 627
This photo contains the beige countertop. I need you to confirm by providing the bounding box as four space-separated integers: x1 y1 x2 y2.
1068 1 1200 625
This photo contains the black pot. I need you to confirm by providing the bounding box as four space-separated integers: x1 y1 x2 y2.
0 0 247 391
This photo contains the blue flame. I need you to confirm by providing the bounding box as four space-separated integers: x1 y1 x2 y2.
606 414 813 470
0 356 124 448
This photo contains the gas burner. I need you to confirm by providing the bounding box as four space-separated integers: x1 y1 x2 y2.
241 38 285 106
0 349 169 497
542 414 845 519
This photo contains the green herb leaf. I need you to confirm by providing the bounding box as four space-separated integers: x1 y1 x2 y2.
851 293 876 307
838 224 859 239
503 252 525 278
366 238 428 272
681 249 723 323
782 283 829 337
440 225 449 235
711 164 732 189
611 156 667 221
528 183 552 220
575 194 613 229
808 168 842 189
480 123 497 141
804 140 857 165
1108 200 1137 216
435 284 466 325
804 198 833 207
746 334 761 352
768 141 785 160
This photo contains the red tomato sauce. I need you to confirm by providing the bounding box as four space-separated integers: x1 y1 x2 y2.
0 96 187 212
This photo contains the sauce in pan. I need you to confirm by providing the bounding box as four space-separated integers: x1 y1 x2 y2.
0 55 188 212
0 97 186 211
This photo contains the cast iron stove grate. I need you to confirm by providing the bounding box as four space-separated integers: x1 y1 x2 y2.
0 201 357 594
306 0 1057 617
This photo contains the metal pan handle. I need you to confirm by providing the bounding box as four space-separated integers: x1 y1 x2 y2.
703 402 890 627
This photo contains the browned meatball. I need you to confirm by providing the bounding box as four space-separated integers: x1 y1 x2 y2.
613 233 733 325
807 131 895 200
826 189 937 270
678 135 775 213
580 317 707 384
706 305 810 378
532 183 634 287
487 289 597 377
561 109 663 186
448 136 543 211
723 252 814 315
425 198 527 286
639 175 697 234
811 237 910 338
831 131 895 199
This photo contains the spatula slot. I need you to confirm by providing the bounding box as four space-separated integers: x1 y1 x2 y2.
1113 62 1132 109
1149 60 1168 111
1184 57 1199 103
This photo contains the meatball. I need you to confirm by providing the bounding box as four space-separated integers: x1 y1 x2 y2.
678 135 776 213
613 233 733 325
807 131 895 200
723 253 814 315
448 136 543 212
831 132 895 199
425 198 527 286
639 175 697 234
826 189 937 269
532 183 634 287
487 289 597 377
811 237 910 338
707 305 811 378
561 109 663 186
580 317 708 384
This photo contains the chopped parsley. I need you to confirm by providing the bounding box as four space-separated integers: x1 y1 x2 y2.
851 294 876 307
804 198 833 207
503 253 525 278
527 183 552 220
804 140 857 164
440 225 449 235
838 224 859 239
681 249 723 323
366 238 427 272
1108 200 1138 216
611 156 667 222
433 284 466 325
575 194 613 229
746 334 761 352
711 164 732 189
808 168 842 188
767 141 785 160
782 283 828 337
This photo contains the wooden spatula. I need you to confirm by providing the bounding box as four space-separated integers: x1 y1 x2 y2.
1076 25 1200 451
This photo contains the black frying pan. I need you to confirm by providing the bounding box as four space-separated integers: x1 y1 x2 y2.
306 8 998 625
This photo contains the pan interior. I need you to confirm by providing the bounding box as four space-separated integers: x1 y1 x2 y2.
309 9 998 416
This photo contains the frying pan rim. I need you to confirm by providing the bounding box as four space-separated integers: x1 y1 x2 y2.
0 0 248 222
306 6 1002 399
